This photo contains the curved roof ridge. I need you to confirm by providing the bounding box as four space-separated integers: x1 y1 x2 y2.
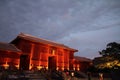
17 32 78 51
19 32 65 45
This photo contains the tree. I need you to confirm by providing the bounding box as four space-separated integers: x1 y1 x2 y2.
93 42 120 70
99 42 120 56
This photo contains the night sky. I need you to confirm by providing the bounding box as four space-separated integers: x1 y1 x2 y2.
0 0 120 59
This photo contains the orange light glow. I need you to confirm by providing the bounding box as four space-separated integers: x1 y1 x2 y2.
77 68 80 71
62 67 64 70
3 62 9 69
56 67 59 70
63 51 64 71
56 53 59 70
73 64 75 70
29 64 33 70
67 67 69 70
73 67 75 70
30 44 34 70
77 64 80 71
15 64 19 69
52 50 55 55
46 66 48 70
37 66 42 70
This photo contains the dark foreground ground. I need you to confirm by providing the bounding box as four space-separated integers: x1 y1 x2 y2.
0 70 112 80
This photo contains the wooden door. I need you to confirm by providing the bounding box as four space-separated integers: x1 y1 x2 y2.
48 56 56 70
19 55 30 70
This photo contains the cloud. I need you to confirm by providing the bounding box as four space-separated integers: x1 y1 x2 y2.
58 26 120 59
0 0 120 58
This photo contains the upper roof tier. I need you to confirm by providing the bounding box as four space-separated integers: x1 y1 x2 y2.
11 33 78 52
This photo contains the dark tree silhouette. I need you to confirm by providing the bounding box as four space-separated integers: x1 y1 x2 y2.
93 42 120 70
93 42 120 80
99 42 120 56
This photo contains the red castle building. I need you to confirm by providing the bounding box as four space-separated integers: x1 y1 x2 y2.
0 33 92 71
0 42 21 69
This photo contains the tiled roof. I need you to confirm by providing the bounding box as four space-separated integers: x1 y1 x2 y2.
13 33 78 52
74 56 92 62
0 42 21 52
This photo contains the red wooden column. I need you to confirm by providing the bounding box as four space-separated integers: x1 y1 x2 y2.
64 49 69 70
69 51 74 70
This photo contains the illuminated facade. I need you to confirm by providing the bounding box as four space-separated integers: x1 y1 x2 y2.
0 42 21 69
0 33 91 71
73 56 92 72
11 33 78 70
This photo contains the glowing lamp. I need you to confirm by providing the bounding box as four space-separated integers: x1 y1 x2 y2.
29 64 33 70
37 66 42 70
15 64 19 69
67 67 69 70
3 62 9 69
77 68 80 71
62 67 64 71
